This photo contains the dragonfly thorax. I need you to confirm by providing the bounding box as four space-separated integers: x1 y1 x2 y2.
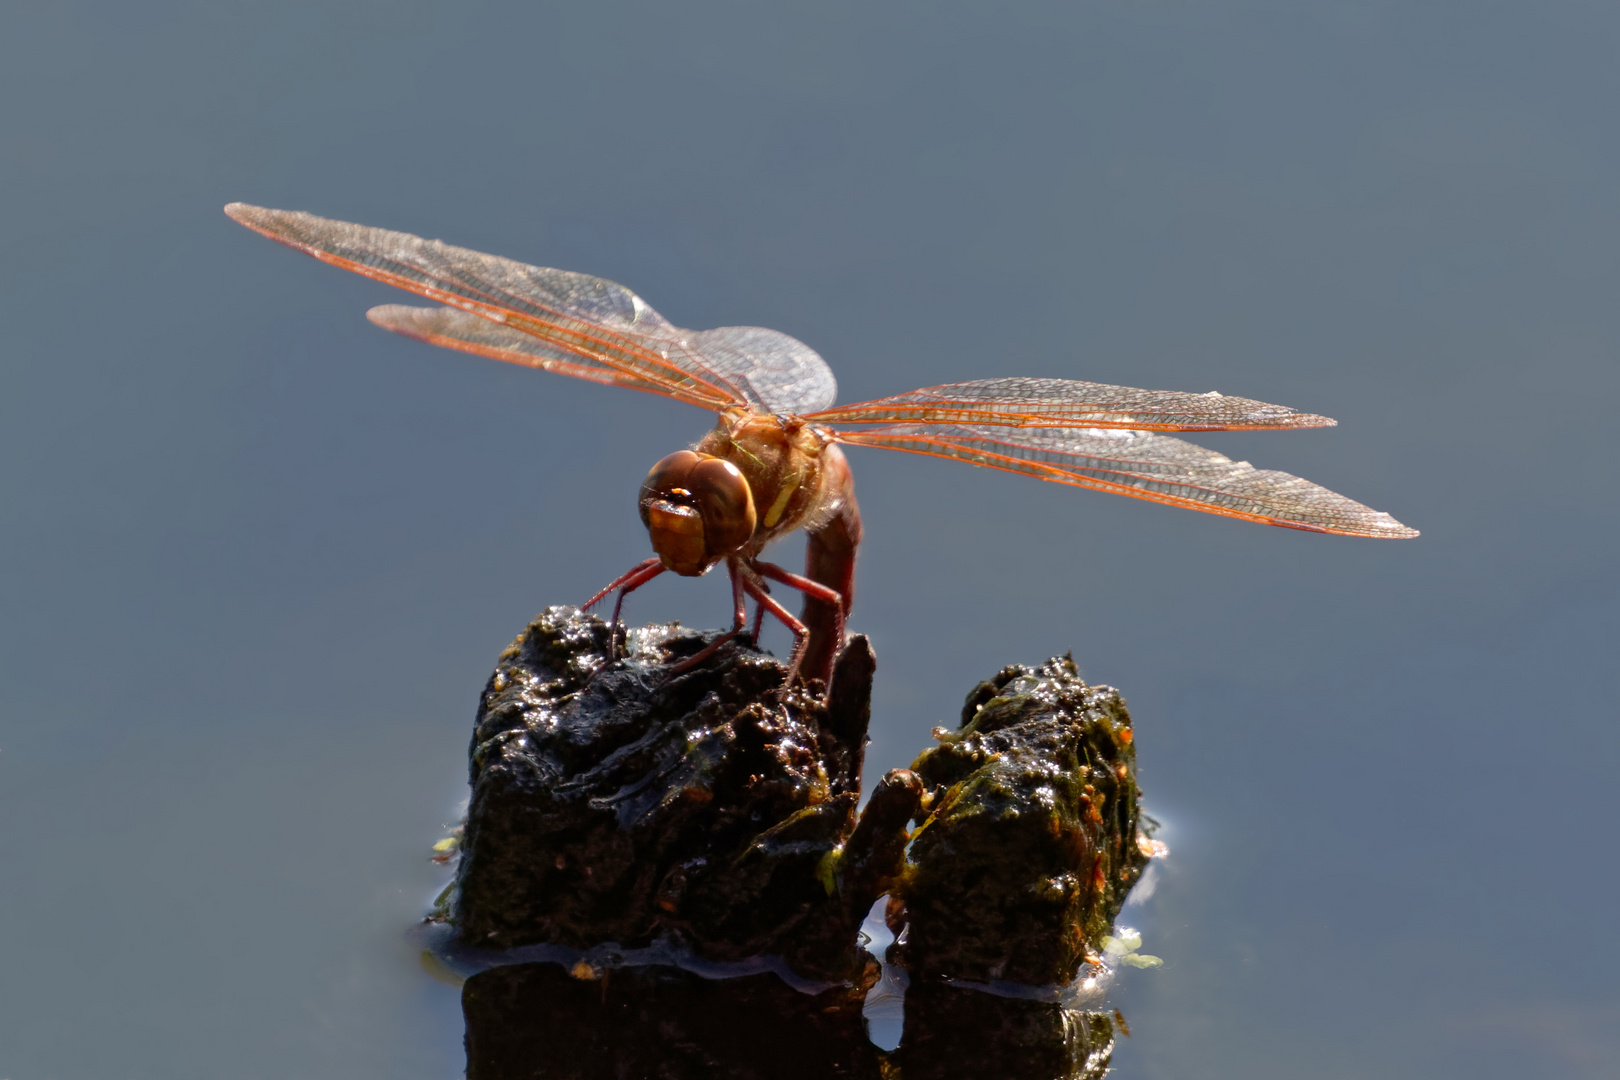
695 411 836 543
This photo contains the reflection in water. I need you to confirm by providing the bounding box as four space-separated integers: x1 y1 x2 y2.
461 959 1116 1080
463 961 875 1079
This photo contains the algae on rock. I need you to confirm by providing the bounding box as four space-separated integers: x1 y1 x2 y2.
889 656 1152 988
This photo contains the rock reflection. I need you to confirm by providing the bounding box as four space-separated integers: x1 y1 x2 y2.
463 961 877 1080
461 959 1116 1080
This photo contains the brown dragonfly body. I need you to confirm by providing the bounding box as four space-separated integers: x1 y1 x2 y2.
608 409 862 686
225 203 1417 688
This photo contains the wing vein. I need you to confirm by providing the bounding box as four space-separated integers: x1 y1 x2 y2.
834 424 1417 538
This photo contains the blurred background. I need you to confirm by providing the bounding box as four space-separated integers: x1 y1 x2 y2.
3 2 1616 1077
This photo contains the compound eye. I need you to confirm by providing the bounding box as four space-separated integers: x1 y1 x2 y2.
689 458 757 556
639 450 704 527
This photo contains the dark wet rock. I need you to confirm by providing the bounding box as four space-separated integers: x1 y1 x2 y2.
888 656 1151 988
463 961 880 1080
892 980 1115 1080
452 606 908 982
449 613 1152 1079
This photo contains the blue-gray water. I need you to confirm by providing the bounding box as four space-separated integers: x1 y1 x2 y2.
3 2 1616 1077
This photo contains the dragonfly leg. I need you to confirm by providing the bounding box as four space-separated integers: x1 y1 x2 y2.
661 559 749 682
737 560 821 686
583 556 665 660
754 559 844 689
749 580 769 642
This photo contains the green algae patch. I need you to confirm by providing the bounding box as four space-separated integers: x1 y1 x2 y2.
891 656 1151 988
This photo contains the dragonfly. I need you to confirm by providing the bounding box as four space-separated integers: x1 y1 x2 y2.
225 203 1417 689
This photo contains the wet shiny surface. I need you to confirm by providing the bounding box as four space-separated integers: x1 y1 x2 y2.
4 2 1619 1077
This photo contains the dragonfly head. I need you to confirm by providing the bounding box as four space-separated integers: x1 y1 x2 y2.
639 450 757 576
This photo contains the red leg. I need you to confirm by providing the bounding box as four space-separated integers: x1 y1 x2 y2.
583 556 664 612
737 562 815 684
756 561 843 608
755 560 844 688
582 557 664 659
749 580 768 642
661 558 749 681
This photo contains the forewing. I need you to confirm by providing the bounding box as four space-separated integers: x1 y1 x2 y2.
225 203 749 411
833 423 1418 537
809 377 1335 431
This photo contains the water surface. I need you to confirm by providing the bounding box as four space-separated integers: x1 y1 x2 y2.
3 2 1617 1077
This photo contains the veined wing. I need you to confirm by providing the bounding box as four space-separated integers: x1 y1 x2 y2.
367 305 667 394
808 377 1334 431
225 204 836 414
367 306 839 413
684 325 836 415
833 423 1418 537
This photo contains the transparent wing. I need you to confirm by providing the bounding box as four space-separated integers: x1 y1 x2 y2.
832 423 1418 537
808 377 1334 431
367 305 666 394
225 204 836 414
686 325 836 414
